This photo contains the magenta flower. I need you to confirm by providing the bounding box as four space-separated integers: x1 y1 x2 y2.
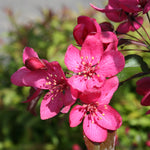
69 102 122 142
65 33 125 93
22 61 77 119
11 47 76 119
136 77 150 114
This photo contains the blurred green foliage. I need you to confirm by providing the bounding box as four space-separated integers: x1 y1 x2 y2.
0 6 150 150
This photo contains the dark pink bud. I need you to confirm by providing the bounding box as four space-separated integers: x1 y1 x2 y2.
100 22 114 32
25 57 47 71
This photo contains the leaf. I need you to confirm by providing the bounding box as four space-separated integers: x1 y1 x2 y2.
117 54 149 82
125 54 149 72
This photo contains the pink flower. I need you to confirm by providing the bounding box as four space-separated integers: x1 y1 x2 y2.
65 34 125 93
69 103 122 142
11 47 76 119
136 77 150 114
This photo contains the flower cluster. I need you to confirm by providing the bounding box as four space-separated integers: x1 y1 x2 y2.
11 15 125 143
91 0 150 117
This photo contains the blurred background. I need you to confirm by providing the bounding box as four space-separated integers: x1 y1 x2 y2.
0 0 150 150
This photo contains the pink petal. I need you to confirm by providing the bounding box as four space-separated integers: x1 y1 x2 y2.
141 90 150 106
40 92 64 120
119 0 141 13
130 17 143 31
79 90 101 104
83 115 107 143
69 105 85 127
146 110 150 115
95 105 122 130
144 0 150 13
136 77 150 95
101 31 118 51
64 87 76 106
98 76 119 105
97 51 125 77
73 24 86 45
23 47 39 64
22 69 49 89
64 44 82 73
22 88 42 103
117 22 130 34
81 34 103 66
11 67 30 86
68 75 87 92
77 16 101 33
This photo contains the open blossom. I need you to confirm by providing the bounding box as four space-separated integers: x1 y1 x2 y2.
136 77 150 114
69 102 122 142
65 33 125 93
11 47 76 119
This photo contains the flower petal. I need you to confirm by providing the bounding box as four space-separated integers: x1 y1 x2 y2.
69 105 85 127
136 77 150 96
97 51 125 77
23 47 39 64
23 69 49 89
65 44 82 73
11 67 30 86
83 115 107 143
141 90 150 106
95 105 122 130
40 92 64 120
98 76 119 105
81 34 103 66
68 75 87 92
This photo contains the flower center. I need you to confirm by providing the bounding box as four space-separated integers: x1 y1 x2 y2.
77 56 100 79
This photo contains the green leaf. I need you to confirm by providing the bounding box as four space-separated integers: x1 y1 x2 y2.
117 54 149 82
125 54 149 72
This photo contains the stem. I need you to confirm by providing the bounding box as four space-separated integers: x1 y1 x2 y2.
123 33 145 44
146 12 150 24
119 49 150 52
119 71 150 86
83 131 116 150
134 18 150 41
